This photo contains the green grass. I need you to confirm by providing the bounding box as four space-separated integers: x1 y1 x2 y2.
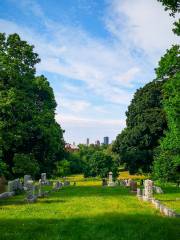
154 183 180 212
0 177 180 240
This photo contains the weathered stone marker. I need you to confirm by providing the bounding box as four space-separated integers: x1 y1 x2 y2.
108 172 116 187
41 173 47 184
130 181 137 192
102 178 107 186
26 180 37 203
137 188 142 198
143 179 153 201
24 175 31 187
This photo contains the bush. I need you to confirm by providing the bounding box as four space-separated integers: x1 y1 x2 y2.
55 159 70 177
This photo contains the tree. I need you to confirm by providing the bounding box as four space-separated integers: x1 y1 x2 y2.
82 148 119 179
12 153 39 177
55 159 70 177
0 33 65 177
153 46 180 182
113 80 167 174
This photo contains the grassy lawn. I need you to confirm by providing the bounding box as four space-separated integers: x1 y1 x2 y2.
154 184 180 212
0 176 180 240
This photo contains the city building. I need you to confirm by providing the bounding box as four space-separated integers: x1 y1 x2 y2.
104 136 109 145
65 143 79 152
86 138 90 146
95 140 100 146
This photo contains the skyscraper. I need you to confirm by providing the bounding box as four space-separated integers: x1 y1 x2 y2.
104 136 109 145
86 138 90 146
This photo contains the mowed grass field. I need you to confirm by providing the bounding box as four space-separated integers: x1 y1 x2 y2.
0 176 180 240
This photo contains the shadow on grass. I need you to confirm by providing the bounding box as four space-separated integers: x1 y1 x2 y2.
0 213 180 240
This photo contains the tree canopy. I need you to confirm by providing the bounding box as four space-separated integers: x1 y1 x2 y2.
153 45 180 182
0 33 65 178
113 80 167 174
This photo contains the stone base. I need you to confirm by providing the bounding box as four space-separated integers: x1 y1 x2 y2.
108 182 116 187
0 191 15 199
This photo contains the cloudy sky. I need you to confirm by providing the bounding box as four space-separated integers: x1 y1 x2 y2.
0 0 179 144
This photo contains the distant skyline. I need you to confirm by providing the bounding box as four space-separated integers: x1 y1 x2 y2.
0 0 179 144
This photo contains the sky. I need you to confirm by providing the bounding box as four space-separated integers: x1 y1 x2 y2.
0 0 179 144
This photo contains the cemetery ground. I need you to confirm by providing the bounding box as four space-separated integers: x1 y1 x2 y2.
0 175 180 240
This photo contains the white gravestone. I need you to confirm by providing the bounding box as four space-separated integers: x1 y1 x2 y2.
108 172 116 187
143 179 153 201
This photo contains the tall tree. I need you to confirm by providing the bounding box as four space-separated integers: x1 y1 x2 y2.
0 33 64 177
153 45 180 182
113 80 166 174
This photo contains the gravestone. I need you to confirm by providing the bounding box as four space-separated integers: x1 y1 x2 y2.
38 179 43 197
130 181 137 192
41 173 47 184
153 186 163 194
0 191 15 199
26 180 37 203
64 181 70 186
127 179 133 187
53 181 62 190
143 179 153 201
24 175 31 187
8 181 14 192
102 178 107 186
137 188 142 197
108 172 116 187
8 179 22 192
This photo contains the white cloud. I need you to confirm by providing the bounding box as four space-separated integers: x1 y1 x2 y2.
106 0 179 62
60 98 91 113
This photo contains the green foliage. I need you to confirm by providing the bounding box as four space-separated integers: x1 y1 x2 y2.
0 159 8 177
12 153 40 177
173 19 180 35
153 46 180 182
68 152 83 174
55 159 70 177
66 144 119 179
0 33 65 177
155 45 180 79
79 144 119 179
113 80 166 174
157 0 180 16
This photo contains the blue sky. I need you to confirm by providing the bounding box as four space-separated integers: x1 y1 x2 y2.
0 0 179 144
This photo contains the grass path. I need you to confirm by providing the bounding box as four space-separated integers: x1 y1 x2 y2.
0 179 180 240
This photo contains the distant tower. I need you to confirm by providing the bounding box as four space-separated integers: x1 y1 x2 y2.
73 142 75 146
95 140 100 146
86 138 90 146
104 136 109 145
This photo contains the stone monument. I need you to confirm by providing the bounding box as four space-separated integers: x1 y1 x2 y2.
108 172 116 187
143 179 153 201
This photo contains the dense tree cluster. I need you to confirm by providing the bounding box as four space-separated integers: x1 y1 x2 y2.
153 45 180 182
113 80 166 174
0 33 65 178
61 144 119 179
